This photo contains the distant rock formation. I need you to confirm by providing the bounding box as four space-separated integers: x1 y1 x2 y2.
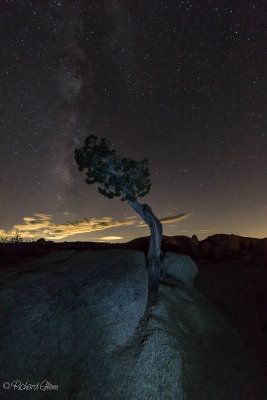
0 233 266 268
163 235 200 259
122 233 267 262
200 234 267 261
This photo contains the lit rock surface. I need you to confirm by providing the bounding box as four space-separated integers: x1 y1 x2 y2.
162 252 198 286
0 249 263 399
0 250 148 399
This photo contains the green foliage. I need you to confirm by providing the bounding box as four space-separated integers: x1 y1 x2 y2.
75 135 115 184
75 134 152 201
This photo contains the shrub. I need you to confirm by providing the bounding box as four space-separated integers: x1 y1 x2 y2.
0 230 24 243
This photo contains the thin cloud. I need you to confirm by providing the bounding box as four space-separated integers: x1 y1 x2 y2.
194 229 218 234
137 213 191 227
160 213 191 223
1 214 135 240
97 236 124 241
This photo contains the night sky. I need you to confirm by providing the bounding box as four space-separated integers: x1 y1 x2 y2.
0 1 266 243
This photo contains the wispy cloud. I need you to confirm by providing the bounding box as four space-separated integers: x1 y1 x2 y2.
160 213 191 223
137 213 191 227
194 229 218 234
97 236 124 241
0 214 136 240
0 212 192 240
0 229 7 237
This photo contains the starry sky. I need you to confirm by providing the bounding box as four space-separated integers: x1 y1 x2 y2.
0 0 266 242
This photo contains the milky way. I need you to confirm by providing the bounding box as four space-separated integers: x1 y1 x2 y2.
0 1 266 242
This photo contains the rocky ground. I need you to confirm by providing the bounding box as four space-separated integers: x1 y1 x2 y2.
0 234 266 399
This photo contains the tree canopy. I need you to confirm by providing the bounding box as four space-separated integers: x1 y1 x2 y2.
74 134 152 202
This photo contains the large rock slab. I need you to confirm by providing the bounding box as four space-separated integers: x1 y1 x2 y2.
0 249 148 400
91 268 260 399
0 249 263 399
154 275 260 400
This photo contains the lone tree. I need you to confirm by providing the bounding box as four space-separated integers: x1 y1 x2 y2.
74 135 163 289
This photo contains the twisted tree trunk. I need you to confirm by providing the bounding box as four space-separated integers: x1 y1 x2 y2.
105 165 163 289
128 200 163 290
